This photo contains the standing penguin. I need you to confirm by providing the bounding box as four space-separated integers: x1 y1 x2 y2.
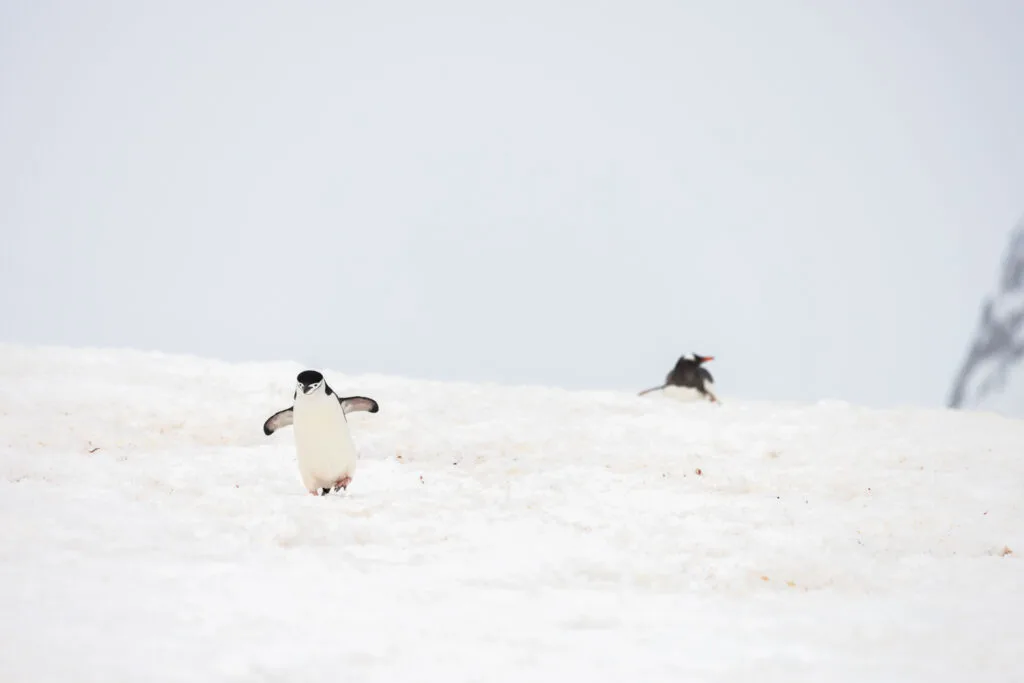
639 353 719 403
263 370 380 495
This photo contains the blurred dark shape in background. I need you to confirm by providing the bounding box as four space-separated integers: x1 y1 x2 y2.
948 216 1024 409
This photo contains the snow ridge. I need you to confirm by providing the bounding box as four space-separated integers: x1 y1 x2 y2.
1 344 1022 682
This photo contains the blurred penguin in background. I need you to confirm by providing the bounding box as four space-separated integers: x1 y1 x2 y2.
639 353 719 403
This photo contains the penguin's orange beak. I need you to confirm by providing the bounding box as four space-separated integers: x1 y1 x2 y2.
700 356 714 363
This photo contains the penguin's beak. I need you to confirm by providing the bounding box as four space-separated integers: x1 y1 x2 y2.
700 356 714 363
299 382 320 395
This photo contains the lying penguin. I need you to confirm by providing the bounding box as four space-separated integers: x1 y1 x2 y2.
638 352 719 403
263 369 379 495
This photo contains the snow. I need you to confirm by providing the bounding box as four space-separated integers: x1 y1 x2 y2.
1 344 1022 682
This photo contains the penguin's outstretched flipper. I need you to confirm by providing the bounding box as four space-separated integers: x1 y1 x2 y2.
263 407 294 435
338 396 379 415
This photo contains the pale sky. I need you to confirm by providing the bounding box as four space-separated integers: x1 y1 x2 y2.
2 0 1023 410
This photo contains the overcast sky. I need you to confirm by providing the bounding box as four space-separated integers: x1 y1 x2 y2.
2 0 1023 411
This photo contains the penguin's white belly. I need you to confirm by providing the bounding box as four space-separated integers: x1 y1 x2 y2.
292 396 358 491
663 383 715 403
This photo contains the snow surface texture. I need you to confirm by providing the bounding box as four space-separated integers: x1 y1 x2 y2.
1 344 1022 683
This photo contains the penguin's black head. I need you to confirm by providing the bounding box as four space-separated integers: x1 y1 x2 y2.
296 370 325 395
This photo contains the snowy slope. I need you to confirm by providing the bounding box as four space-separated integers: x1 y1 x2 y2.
1 344 1022 683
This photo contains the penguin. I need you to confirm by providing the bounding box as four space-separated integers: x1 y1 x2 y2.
638 353 719 403
263 369 380 496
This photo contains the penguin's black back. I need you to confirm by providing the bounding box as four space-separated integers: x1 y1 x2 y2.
666 356 713 390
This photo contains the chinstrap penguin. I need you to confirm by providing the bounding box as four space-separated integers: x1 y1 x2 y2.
639 353 719 403
263 370 379 495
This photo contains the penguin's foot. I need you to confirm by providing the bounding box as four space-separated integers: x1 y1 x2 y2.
332 475 352 492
